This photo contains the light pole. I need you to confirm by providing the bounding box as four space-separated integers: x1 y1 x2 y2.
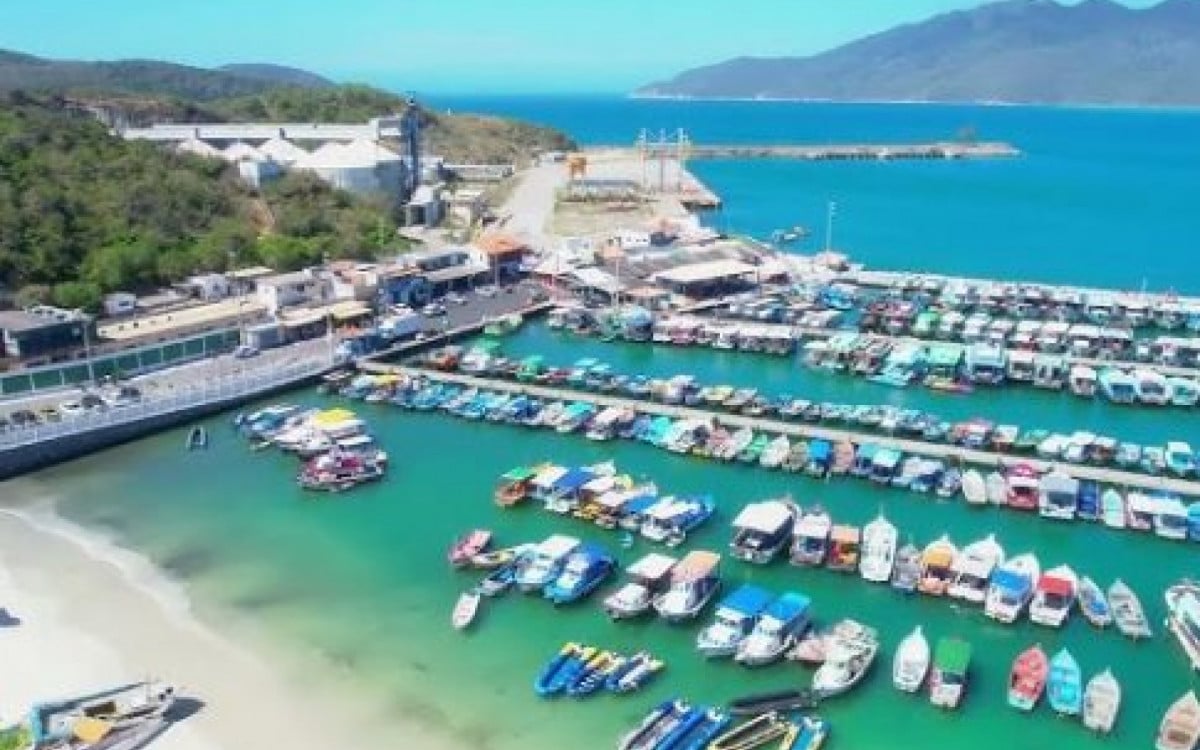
82 316 96 386
824 201 837 253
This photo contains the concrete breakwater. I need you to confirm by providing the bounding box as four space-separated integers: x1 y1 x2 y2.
625 141 1020 161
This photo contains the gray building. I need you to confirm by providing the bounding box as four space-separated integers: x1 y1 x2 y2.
0 307 93 361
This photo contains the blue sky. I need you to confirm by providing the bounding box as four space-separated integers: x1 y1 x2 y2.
0 0 1163 93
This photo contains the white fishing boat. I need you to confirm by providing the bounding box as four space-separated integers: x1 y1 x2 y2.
1083 669 1121 734
985 471 1008 505
735 592 813 666
514 535 580 592
1038 471 1079 520
985 553 1040 623
1157 691 1200 750
1108 578 1152 639
729 499 797 564
893 625 931 693
759 435 792 469
603 553 677 620
695 584 773 658
1069 365 1098 397
811 620 879 698
1101 489 1127 529
947 534 1005 604
1166 581 1200 671
652 550 722 623
1030 564 1078 628
790 507 832 566
859 513 898 583
452 591 481 630
960 469 988 505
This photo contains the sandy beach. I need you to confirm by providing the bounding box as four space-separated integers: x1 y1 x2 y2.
0 505 453 750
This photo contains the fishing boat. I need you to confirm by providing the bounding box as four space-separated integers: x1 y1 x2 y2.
1047 648 1083 715
1007 644 1048 711
657 706 727 750
477 559 521 597
1083 669 1121 734
640 495 715 546
1037 471 1079 520
1191 503 1200 542
790 507 832 566
696 584 773 658
985 553 1040 623
729 499 797 564
947 534 1005 604
186 425 208 450
826 525 861 572
1030 564 1079 628
1078 576 1113 628
893 625 931 693
297 451 385 492
1108 579 1152 639
1076 480 1101 521
1167 442 1197 477
544 543 616 604
448 529 492 568
27 680 177 750
1099 367 1137 404
790 716 830 750
617 698 691 750
985 471 1008 505
707 711 792 750
606 651 665 694
961 469 988 505
929 638 972 709
1165 580 1200 670
891 543 922 593
759 435 792 469
603 553 676 619
1157 692 1200 750
653 550 722 623
917 536 958 596
514 535 580 593
1102 489 1127 529
812 620 878 698
736 592 812 666
1154 494 1191 540
859 514 898 583
452 590 480 630
727 689 817 716
937 467 963 497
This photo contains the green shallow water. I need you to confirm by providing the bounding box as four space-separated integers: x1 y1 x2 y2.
14 328 1199 750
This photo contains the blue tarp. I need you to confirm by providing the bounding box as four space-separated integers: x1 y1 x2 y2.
873 448 903 469
622 494 660 515
991 568 1033 594
808 440 833 464
854 444 878 463
764 591 811 621
553 468 595 492
718 584 773 617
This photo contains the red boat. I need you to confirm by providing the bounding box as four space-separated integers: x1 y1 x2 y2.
1007 644 1048 711
1006 464 1040 511
448 529 492 568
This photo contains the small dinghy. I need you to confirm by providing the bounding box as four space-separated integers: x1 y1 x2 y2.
893 625 930 693
1047 648 1083 716
452 591 480 630
1078 576 1113 628
186 425 208 450
1108 578 1152 639
448 529 492 568
1157 691 1200 750
1083 669 1121 734
961 469 987 505
1007 644 1048 711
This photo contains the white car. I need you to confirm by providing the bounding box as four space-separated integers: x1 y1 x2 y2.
233 344 260 359
57 400 87 419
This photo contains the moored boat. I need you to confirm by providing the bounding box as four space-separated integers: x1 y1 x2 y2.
790 507 832 566
947 534 1005 604
1030 565 1078 628
514 535 580 592
826 525 861 572
893 625 931 693
1157 692 1200 750
1007 644 1048 711
961 469 987 505
1109 578 1152 639
985 471 1008 505
1078 576 1113 628
985 552 1040 623
1047 648 1082 715
707 711 792 750
917 535 957 596
1083 669 1121 734
448 529 492 568
736 592 813 667
891 543 921 593
543 543 616 604
929 637 972 709
859 513 898 583
1102 488 1127 529
812 620 878 698
1165 580 1200 671
653 550 722 623
494 466 539 506
727 689 817 716
603 553 676 619
729 499 797 564
696 584 774 659
452 590 481 630
617 698 691 750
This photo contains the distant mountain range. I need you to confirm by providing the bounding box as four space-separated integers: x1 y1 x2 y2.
0 50 333 100
637 0 1200 106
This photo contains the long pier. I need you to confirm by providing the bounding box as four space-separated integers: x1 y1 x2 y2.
630 141 1020 161
360 364 1200 497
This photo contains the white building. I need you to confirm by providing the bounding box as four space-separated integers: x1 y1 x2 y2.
255 270 325 313
257 137 309 167
186 273 232 301
291 139 406 197
102 292 137 317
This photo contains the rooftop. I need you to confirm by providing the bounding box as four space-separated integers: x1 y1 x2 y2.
652 259 757 286
97 298 265 341
0 308 86 333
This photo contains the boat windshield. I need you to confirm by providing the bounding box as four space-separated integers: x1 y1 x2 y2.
1042 592 1071 609
1162 514 1189 531
939 672 966 687
757 618 784 638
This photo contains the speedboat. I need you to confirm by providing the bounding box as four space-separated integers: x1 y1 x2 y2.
929 637 972 709
543 544 616 604
640 495 715 546
606 652 665 694
728 499 797 564
1007 644 1048 711
1037 470 1079 520
891 543 921 593
859 513 898 583
1109 579 1152 639
1047 648 1083 716
1157 692 1200 750
759 435 792 469
514 535 580 593
1078 576 1113 628
1165 581 1200 671
1101 489 1127 529
790 507 832 566
916 535 957 596
617 699 692 750
653 551 722 623
1029 564 1078 628
893 625 930 693
603 553 676 619
947 534 1005 604
1083 669 1121 734
812 620 878 698
735 592 812 667
985 471 1008 505
448 529 492 568
1154 493 1191 540
696 585 773 658
985 553 1040 623
1006 464 1040 511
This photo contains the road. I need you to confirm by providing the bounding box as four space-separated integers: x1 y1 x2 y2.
497 162 565 251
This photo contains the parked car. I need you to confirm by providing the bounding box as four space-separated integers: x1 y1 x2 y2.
233 344 260 359
421 303 447 316
444 292 467 305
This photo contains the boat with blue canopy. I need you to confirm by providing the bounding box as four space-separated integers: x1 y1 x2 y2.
696 584 774 658
641 495 716 546
736 591 813 666
544 543 616 604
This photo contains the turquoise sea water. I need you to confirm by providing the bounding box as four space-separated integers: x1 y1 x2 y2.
8 98 1200 749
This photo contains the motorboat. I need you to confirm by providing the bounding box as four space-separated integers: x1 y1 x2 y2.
657 707 730 750
727 689 816 716
1166 442 1197 477
543 543 616 604
1078 576 1113 628
811 620 878 698
477 559 521 597
1005 465 1039 511
707 711 792 750
985 471 1008 505
891 543 921 593
1126 491 1157 531
1165 581 1200 671
728 499 797 564
603 553 676 620
929 637 972 709
1076 480 1101 521
1157 692 1200 750
917 536 958 596
296 451 385 492
1135 368 1172 405
1069 365 1098 397
858 514 898 583
606 652 665 694
893 625 930 693
947 534 1005 604
1029 564 1079 628
696 584 773 658
452 591 481 630
565 650 624 698
1101 489 1127 529
826 525 861 572
736 592 812 667
448 529 492 568
27 680 176 750
937 467 964 498
790 507 833 566
1083 669 1121 734
653 550 722 623
639 495 715 547
617 699 692 750
1007 644 1048 711
1109 579 1152 639
1098 367 1137 403
960 469 987 505
1047 648 1083 715
1037 471 1079 520
759 435 792 469
985 553 1040 623
514 535 580 593
1152 493 1191 540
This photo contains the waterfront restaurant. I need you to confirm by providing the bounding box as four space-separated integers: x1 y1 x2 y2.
651 259 757 300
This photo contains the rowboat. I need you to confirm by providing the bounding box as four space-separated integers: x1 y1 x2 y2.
929 637 972 709
1047 648 1082 715
1007 644 1047 711
985 552 1039 623
893 625 930 693
858 513 898 583
448 529 492 568
1157 691 1200 750
1077 576 1113 628
916 535 957 596
1165 580 1200 671
1108 579 1152 639
1083 669 1121 734
452 591 481 630
27 680 177 749
708 711 792 750
1030 565 1078 628
960 469 987 505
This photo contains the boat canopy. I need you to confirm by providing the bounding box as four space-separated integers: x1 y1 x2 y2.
763 592 811 622
583 474 621 494
1037 574 1073 596
922 545 954 568
627 553 677 583
1040 472 1080 497
718 584 774 617
311 408 358 425
808 440 832 463
927 343 964 368
831 525 861 544
622 493 661 516
795 513 832 537
500 466 537 482
531 466 567 489
935 638 972 675
536 535 580 559
855 444 879 463
991 567 1033 595
646 496 702 522
732 501 793 533
671 551 721 583
872 449 902 469
553 468 595 492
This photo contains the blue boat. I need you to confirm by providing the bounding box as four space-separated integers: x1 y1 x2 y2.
696 584 774 658
604 651 663 693
640 495 716 545
544 544 617 604
567 358 600 387
653 705 707 750
545 467 597 513
566 651 622 697
793 716 831 750
546 645 598 697
805 439 833 477
617 699 688 750
643 416 674 445
1047 648 1083 715
735 591 812 666
851 444 879 477
870 448 903 484
514 535 580 592
1076 480 1101 521
678 709 732 750
534 643 591 697
1188 502 1200 542
909 460 945 494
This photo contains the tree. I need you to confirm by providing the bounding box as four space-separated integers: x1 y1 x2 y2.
52 280 102 312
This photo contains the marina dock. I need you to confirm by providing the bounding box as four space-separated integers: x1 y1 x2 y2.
359 363 1200 497
625 141 1020 162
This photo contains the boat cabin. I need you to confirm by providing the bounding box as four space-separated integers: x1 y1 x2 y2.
871 449 903 483
730 500 796 564
828 525 862 571
1032 354 1067 389
1006 350 1036 382
1038 472 1080 520
654 550 722 622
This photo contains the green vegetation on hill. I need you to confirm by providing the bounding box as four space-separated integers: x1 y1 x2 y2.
0 96 406 312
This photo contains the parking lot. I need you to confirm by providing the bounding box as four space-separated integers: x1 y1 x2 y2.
413 282 544 334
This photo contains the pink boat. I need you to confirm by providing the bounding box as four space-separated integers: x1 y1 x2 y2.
448 529 492 568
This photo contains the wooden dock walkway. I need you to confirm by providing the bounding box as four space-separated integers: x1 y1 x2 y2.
358 364 1200 497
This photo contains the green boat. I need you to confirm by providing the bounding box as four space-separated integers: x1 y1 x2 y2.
483 313 523 337
930 637 972 709
1014 429 1049 452
517 355 546 382
738 434 770 464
